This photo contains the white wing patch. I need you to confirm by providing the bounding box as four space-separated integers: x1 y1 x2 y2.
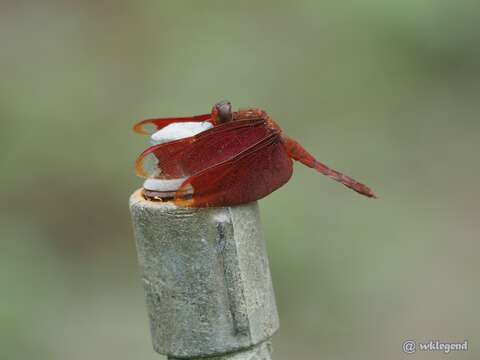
150 121 213 145
144 121 213 191
143 178 187 191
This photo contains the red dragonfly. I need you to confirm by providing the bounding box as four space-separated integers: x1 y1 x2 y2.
133 101 376 207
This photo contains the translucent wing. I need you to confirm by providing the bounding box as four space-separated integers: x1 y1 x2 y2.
135 119 274 178
174 134 293 207
133 114 211 135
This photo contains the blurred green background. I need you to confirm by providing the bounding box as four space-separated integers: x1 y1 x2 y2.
2 1 479 359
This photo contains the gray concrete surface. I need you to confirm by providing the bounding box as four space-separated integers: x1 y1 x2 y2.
168 341 273 360
129 189 278 359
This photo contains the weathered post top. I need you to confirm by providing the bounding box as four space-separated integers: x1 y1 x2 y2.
129 189 279 359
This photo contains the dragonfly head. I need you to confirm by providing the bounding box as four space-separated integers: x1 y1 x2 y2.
212 100 232 124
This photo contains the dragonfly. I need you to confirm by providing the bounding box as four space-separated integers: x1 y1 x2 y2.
133 101 376 207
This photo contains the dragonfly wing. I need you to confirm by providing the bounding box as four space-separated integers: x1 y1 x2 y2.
174 134 293 207
135 119 274 178
133 114 211 135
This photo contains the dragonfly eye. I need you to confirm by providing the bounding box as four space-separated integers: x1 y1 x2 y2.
214 100 232 123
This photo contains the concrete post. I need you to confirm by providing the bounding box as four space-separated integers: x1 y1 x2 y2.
129 189 279 359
